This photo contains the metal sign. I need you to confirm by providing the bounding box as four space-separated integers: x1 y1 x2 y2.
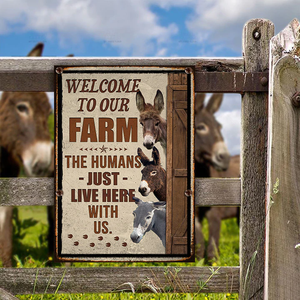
55 66 194 261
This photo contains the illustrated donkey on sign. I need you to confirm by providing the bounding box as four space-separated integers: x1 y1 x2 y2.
130 197 166 247
136 90 167 152
0 43 53 267
137 146 166 202
194 93 239 261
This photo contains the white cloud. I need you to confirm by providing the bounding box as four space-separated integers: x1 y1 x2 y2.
156 48 168 56
216 109 241 155
187 0 299 54
0 0 178 55
204 93 241 155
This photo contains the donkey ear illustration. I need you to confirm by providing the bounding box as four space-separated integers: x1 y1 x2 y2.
133 196 143 206
154 90 164 113
137 147 150 166
152 146 161 166
153 201 166 209
136 91 146 112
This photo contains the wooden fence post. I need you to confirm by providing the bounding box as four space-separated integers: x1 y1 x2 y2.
265 18 300 299
240 19 274 299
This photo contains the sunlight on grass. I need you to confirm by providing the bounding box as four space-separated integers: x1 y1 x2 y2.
12 206 239 299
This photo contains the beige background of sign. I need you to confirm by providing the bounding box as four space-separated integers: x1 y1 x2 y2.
61 72 167 255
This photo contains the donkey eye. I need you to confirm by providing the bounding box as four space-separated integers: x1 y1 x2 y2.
196 123 209 134
17 103 29 114
133 212 136 217
140 122 144 126
150 171 157 176
146 215 152 220
155 121 160 126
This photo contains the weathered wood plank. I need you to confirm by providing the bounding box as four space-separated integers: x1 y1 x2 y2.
240 19 274 300
0 267 239 295
195 178 240 206
265 18 300 300
0 57 243 91
195 72 268 93
0 178 54 206
0 178 240 207
0 288 18 300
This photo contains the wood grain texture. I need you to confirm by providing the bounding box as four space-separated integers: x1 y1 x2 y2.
0 58 243 91
0 178 240 207
0 178 53 206
0 288 18 300
240 19 274 300
195 178 240 206
0 267 239 295
265 18 300 300
167 73 190 255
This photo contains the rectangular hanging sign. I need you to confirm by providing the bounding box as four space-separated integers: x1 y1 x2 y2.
55 66 194 262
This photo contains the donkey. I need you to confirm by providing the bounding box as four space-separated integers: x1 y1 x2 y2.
136 90 167 151
130 197 166 247
202 155 240 261
194 93 240 261
0 43 53 267
137 146 166 202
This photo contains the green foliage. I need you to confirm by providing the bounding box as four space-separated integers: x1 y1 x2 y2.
16 293 238 299
12 206 239 299
48 113 55 142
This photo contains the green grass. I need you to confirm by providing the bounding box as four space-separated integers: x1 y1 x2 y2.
16 293 238 299
8 206 239 299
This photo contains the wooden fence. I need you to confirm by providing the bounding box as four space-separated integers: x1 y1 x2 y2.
0 18 299 299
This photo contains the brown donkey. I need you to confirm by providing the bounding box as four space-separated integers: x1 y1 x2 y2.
137 146 166 202
194 93 240 261
136 90 167 152
0 43 53 267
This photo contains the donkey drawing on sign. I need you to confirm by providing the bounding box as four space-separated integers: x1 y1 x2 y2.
0 43 53 267
136 90 167 152
194 93 240 261
137 146 166 202
130 197 166 247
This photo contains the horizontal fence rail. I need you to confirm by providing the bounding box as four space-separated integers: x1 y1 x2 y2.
0 57 266 93
0 267 239 295
0 178 241 207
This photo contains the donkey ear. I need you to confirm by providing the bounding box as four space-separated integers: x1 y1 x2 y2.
152 146 161 165
136 91 146 112
27 43 44 57
153 90 164 113
195 93 205 114
137 147 150 166
206 93 223 114
153 201 166 209
133 197 142 206
0 92 12 103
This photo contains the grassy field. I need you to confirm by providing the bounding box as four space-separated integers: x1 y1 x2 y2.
7 206 239 299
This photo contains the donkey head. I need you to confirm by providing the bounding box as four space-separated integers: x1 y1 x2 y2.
136 90 165 150
137 146 166 201
130 196 166 244
0 43 53 177
195 93 230 171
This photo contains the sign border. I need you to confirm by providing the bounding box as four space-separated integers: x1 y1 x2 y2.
55 66 194 262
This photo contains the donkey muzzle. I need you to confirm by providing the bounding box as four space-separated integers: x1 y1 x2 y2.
138 181 151 196
212 141 230 171
130 228 143 243
143 134 155 149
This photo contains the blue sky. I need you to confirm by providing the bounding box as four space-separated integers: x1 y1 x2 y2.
0 0 298 154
